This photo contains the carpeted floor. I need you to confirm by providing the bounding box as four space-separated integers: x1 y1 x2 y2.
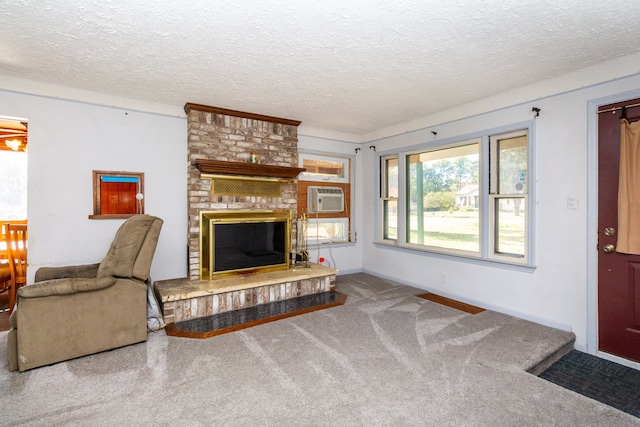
539 350 640 418
1 273 639 426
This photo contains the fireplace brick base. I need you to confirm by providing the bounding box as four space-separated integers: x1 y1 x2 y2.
155 264 337 324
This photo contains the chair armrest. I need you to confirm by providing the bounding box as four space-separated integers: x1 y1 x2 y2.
18 276 117 298
34 263 100 282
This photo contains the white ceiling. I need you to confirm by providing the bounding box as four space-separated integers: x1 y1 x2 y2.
2 1 640 135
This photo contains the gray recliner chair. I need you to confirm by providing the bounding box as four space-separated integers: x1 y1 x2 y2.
7 214 163 372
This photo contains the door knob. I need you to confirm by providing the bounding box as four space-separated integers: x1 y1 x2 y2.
603 244 615 253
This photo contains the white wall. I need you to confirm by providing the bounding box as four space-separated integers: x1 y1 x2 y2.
361 73 640 349
0 90 188 282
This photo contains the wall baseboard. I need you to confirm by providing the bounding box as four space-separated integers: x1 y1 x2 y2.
336 268 364 276
361 268 574 334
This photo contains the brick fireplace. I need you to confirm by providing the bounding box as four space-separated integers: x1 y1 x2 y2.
185 103 302 280
153 103 338 326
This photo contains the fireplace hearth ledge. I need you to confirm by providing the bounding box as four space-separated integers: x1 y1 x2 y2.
154 263 337 324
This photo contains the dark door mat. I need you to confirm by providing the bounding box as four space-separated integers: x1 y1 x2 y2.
166 291 346 339
539 350 640 418
416 292 485 314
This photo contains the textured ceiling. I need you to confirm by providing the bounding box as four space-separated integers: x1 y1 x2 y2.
1 1 640 135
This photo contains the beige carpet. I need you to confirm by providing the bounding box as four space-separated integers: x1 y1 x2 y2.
0 273 638 426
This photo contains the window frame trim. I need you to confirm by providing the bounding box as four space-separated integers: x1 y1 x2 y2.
375 120 536 269
380 154 399 243
298 149 356 245
306 217 350 245
488 128 530 264
89 170 145 220
403 137 482 254
298 152 350 183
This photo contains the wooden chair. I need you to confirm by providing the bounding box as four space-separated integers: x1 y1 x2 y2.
5 223 28 313
0 261 11 313
1 221 10 264
1 221 26 313
1 220 27 261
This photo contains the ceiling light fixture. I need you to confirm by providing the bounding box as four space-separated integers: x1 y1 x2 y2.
5 139 22 151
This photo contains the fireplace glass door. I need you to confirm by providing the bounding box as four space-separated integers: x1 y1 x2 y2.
200 210 291 279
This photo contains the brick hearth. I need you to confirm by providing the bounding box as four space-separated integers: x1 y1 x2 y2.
155 264 336 324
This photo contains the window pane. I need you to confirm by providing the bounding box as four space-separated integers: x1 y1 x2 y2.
383 199 397 240
381 155 398 242
384 157 398 198
302 158 345 180
497 135 527 194
307 219 348 244
0 151 27 219
494 198 525 256
406 142 480 252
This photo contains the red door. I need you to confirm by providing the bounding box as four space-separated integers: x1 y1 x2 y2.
598 97 640 362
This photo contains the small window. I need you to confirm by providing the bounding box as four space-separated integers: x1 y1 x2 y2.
381 155 398 241
489 130 528 261
298 151 354 244
307 218 349 244
90 170 144 219
299 153 349 183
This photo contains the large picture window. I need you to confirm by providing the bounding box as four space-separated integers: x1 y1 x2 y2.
378 126 532 266
406 141 480 254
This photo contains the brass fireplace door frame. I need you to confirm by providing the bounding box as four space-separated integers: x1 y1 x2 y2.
199 210 292 279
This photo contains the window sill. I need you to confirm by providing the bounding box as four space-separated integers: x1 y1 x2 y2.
307 241 356 249
374 241 536 272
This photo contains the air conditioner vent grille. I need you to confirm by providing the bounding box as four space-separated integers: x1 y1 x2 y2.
308 186 344 213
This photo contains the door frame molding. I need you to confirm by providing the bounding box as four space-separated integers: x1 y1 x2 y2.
587 89 640 370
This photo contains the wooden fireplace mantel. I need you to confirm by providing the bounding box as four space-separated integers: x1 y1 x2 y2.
193 159 306 179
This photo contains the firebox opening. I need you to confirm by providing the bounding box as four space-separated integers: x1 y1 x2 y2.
200 210 292 279
214 221 286 271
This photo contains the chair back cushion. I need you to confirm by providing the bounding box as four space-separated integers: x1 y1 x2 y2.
97 215 163 281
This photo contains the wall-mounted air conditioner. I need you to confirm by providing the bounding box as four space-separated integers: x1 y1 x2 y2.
308 186 344 213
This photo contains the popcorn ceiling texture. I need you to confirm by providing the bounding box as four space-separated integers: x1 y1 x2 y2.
186 106 300 279
2 1 640 134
